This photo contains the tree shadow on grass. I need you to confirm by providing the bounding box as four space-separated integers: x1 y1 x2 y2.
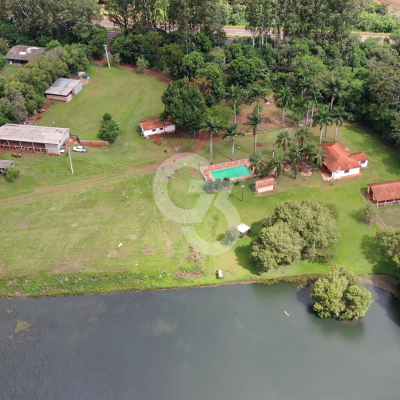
360 234 392 273
234 244 257 275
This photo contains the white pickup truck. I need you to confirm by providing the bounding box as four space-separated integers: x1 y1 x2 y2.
72 146 88 153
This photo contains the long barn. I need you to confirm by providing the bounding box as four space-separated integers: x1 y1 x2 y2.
0 124 70 155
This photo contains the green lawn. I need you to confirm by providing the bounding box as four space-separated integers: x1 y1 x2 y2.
1 67 400 295
0 64 195 199
0 64 19 79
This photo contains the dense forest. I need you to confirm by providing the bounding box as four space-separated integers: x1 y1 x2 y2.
0 0 400 146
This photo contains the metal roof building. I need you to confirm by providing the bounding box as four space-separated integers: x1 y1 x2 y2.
45 78 83 102
0 124 70 155
5 45 45 65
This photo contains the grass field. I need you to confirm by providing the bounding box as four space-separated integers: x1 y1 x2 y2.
0 64 19 79
0 65 400 297
0 64 195 199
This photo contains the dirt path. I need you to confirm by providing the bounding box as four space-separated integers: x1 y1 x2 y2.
0 138 208 207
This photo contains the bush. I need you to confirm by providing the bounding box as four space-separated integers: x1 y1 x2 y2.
98 118 120 143
5 165 20 182
225 226 240 245
310 266 373 320
102 113 112 122
203 179 233 192
137 56 149 71
0 54 5 70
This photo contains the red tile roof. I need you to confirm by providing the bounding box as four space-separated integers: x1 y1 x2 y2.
318 142 365 172
349 152 369 162
140 117 174 131
256 177 276 188
367 180 400 202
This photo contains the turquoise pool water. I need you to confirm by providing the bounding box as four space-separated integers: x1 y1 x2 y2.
211 164 252 180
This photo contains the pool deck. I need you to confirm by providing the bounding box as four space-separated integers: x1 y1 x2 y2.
200 159 255 181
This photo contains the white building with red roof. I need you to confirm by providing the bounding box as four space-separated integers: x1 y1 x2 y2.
139 117 175 138
318 142 369 180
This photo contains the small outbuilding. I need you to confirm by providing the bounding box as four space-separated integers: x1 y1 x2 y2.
0 124 70 155
45 78 83 102
139 117 175 138
237 223 251 238
5 45 45 65
255 177 276 194
367 180 400 206
0 160 14 174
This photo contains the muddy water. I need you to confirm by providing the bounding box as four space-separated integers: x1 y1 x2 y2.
0 283 399 400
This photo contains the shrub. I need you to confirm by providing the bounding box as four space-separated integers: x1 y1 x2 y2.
310 266 373 320
225 226 240 245
5 165 20 182
137 56 149 71
102 113 112 122
98 119 120 143
203 179 233 192
0 54 5 70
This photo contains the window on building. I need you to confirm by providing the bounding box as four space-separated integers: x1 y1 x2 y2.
344 170 349 174
152 129 156 132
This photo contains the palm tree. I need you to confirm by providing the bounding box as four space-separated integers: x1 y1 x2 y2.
292 97 307 126
289 145 304 179
267 154 286 179
222 122 244 161
325 77 344 109
245 112 266 154
249 83 270 115
312 147 327 167
303 142 318 161
298 76 312 100
309 89 323 127
225 84 242 123
295 127 309 146
312 105 332 144
331 106 347 141
275 87 294 127
275 131 291 158
200 116 223 164
250 152 265 175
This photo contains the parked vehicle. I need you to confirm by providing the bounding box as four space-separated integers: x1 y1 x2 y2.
59 149 65 154
72 146 88 153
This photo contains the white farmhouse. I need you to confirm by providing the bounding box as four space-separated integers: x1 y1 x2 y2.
139 117 175 138
318 142 369 181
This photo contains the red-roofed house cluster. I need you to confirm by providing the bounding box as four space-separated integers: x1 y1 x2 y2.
318 142 369 181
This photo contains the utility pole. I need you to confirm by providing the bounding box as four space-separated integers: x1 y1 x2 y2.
68 148 74 174
104 44 111 69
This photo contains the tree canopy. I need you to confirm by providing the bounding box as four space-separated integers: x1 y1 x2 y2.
310 266 373 320
251 200 339 271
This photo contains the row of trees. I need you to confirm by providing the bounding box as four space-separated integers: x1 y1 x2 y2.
0 44 89 124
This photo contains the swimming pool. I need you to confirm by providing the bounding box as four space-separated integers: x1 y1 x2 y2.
211 164 252 180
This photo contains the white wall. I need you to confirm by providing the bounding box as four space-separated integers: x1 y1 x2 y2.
141 124 175 138
360 160 368 168
331 167 360 180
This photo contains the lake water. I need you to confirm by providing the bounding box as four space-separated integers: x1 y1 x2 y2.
0 283 399 400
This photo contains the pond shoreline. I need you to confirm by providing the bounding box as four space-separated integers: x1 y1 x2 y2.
0 272 398 299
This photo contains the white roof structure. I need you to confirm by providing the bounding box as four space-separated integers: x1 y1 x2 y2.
237 223 251 233
45 78 81 96
0 124 69 145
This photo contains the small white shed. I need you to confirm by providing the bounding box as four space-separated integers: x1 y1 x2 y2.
139 117 175 138
237 223 251 238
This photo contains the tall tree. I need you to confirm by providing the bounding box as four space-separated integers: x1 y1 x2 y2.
289 144 304 179
331 106 347 141
295 127 309 146
224 84 242 123
222 122 244 161
250 152 265 175
312 105 332 143
325 77 345 109
245 112 266 154
267 154 286 179
276 131 292 158
312 147 327 167
200 116 224 164
275 87 294 127
309 89 323 127
248 83 270 115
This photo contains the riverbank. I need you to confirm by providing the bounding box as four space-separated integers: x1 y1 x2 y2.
0 271 397 299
